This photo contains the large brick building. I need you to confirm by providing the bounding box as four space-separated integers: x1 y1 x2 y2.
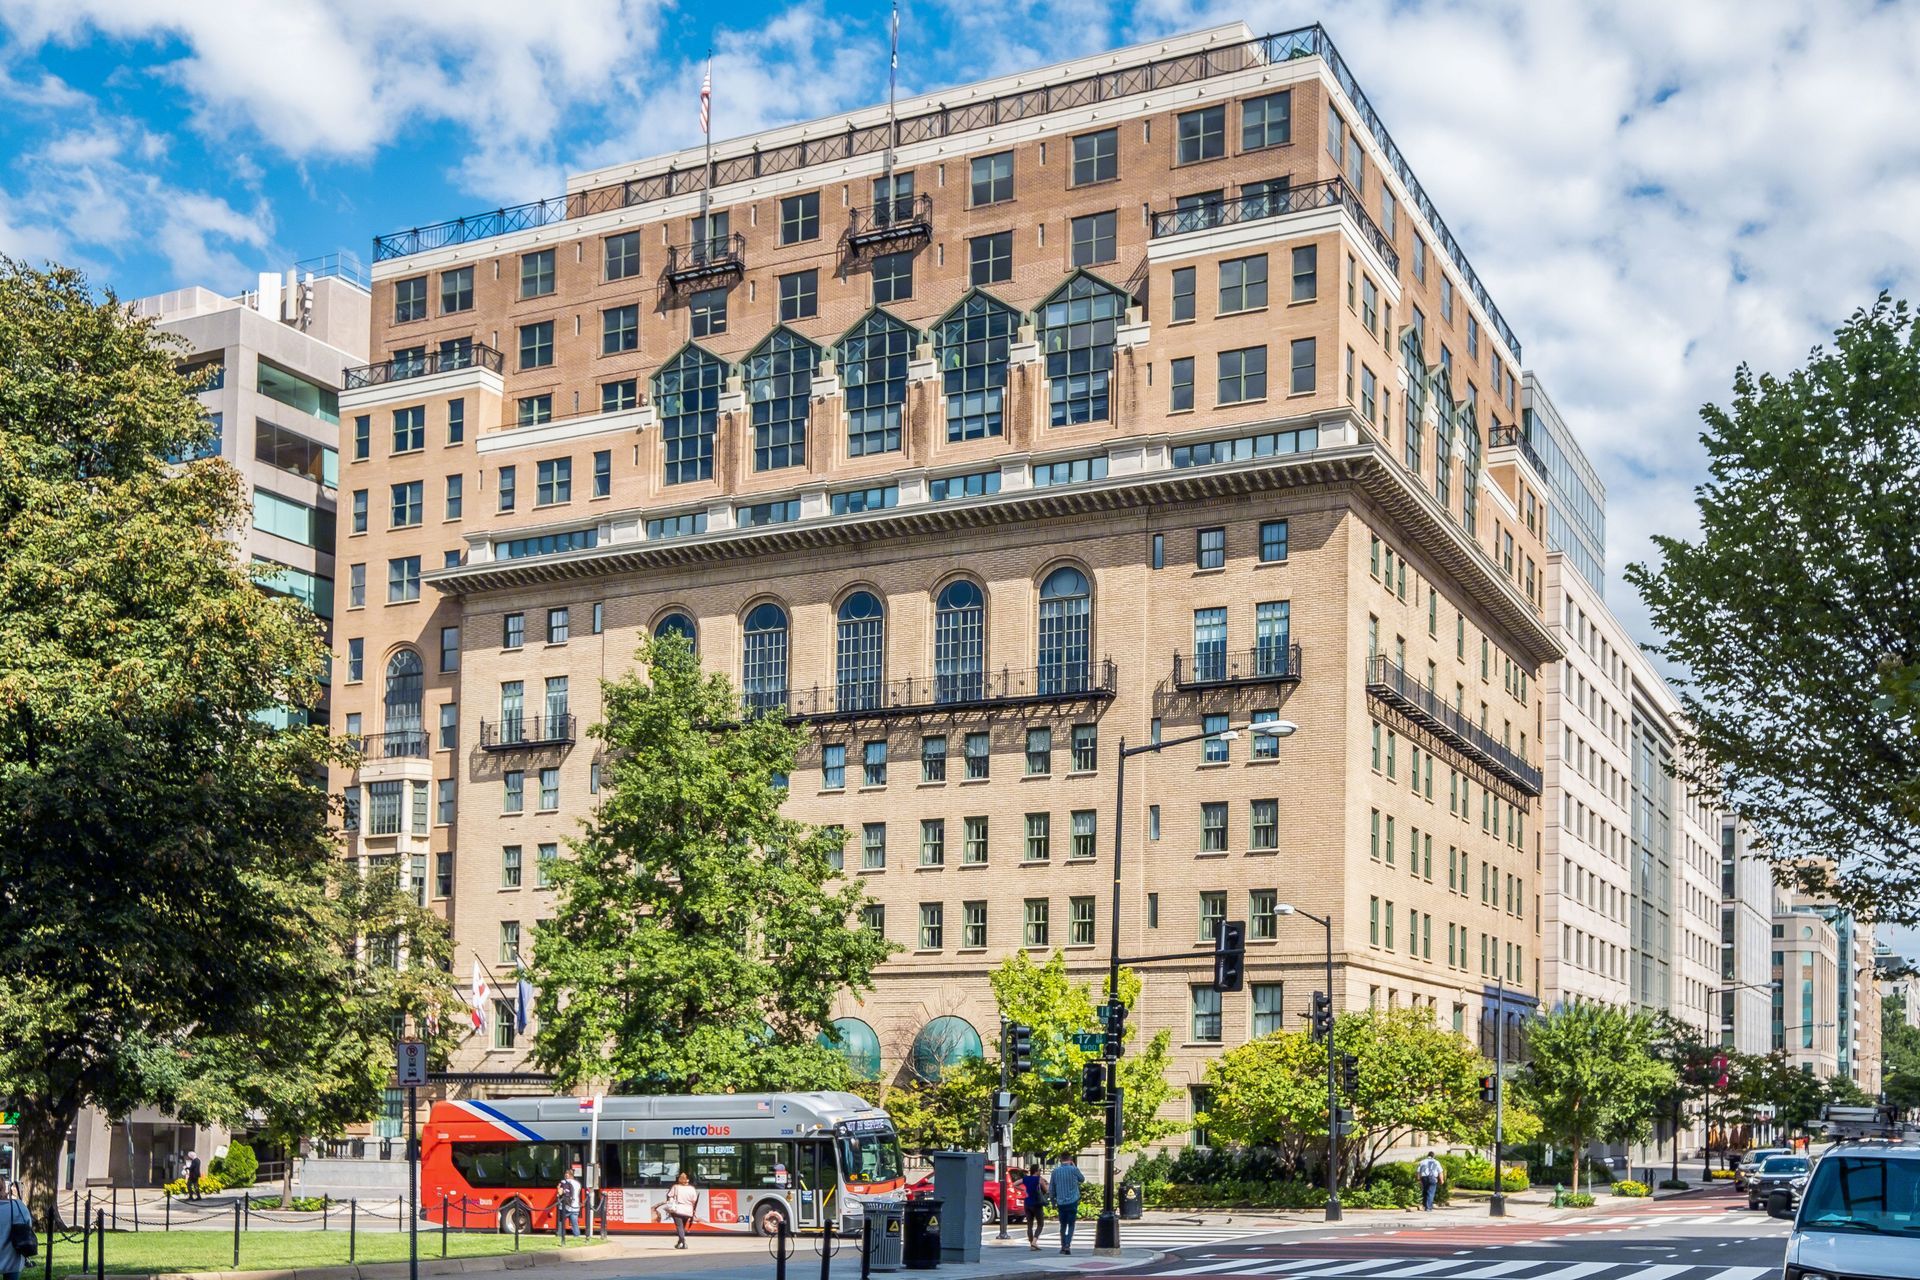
336 21 1562 1130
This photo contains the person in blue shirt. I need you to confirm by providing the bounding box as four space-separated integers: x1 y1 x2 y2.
1019 1166 1047 1250
1048 1156 1084 1254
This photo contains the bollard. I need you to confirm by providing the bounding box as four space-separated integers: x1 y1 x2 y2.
820 1214 833 1280
324 1194 330 1230
132 1189 139 1232
776 1214 790 1280
514 1213 521 1253
80 1203 89 1274
441 1194 449 1258
244 1194 250 1232
95 1209 105 1280
112 1186 118 1232
42 1217 52 1280
350 1199 358 1264
861 1217 873 1280
233 1199 241 1268
165 1193 170 1233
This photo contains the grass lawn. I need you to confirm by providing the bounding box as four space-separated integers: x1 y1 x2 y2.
50 1228 582 1276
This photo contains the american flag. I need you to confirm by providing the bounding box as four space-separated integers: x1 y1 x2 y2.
699 59 712 136
890 2 899 70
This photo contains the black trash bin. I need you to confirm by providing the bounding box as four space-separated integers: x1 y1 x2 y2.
903 1199 943 1270
1120 1185 1144 1220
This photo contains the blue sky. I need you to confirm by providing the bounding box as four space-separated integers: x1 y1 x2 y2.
6 1 1920 950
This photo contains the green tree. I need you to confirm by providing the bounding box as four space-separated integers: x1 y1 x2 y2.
0 261 339 1219
1882 991 1920 1112
1627 295 1920 923
529 633 895 1091
1519 1005 1675 1192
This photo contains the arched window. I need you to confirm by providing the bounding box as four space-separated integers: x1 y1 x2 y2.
653 611 697 653
1040 275 1127 427
654 346 724 485
742 602 790 715
835 591 885 712
1036 567 1091 695
747 329 818 472
935 294 1020 442
934 579 985 704
839 312 912 457
383 650 423 755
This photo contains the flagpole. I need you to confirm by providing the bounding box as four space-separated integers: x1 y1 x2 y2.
884 2 899 184
699 51 714 237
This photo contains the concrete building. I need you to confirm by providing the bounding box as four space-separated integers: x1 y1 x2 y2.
334 21 1561 1138
1719 817 1778 1054
43 261 370 1192
1771 892 1880 1091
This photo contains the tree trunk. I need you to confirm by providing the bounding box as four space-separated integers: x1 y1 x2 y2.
1572 1145 1583 1194
18 1098 81 1225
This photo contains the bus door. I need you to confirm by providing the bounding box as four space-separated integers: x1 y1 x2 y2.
795 1141 833 1229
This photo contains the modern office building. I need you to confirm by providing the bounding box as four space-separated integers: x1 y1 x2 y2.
1521 375 1605 597
335 21 1562 1126
1719 817 1778 1054
1772 892 1881 1090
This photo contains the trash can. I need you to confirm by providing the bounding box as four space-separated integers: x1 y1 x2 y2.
1120 1184 1144 1220
903 1199 942 1271
866 1203 905 1272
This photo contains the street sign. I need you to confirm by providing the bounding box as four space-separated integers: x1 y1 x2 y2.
396 1039 428 1087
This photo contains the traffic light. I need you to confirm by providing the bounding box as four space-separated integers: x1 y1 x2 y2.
1334 1106 1358 1137
1104 998 1128 1058
1478 1074 1498 1104
1310 991 1333 1042
1081 1061 1106 1104
1009 1023 1034 1075
1213 919 1246 992
1341 1053 1360 1096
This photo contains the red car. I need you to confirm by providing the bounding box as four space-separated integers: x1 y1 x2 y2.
906 1163 1029 1224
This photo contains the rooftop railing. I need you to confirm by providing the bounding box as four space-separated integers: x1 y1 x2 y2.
1488 423 1548 483
1365 654 1541 795
741 659 1119 723
344 343 504 390
1150 177 1398 273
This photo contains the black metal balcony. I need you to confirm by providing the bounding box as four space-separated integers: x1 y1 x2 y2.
663 234 745 293
742 659 1119 724
1488 423 1549 482
1149 177 1399 274
479 715 577 751
1173 643 1303 691
352 730 430 759
845 194 933 255
1364 655 1541 795
343 343 504 390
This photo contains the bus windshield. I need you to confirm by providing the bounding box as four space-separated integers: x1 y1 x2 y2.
837 1130 904 1188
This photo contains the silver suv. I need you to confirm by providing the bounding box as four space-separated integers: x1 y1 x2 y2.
1776 1142 1920 1280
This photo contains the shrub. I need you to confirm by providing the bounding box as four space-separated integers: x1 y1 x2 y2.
221 1142 259 1188
163 1173 226 1198
246 1195 328 1212
1612 1180 1651 1197
1658 1178 1690 1190
1709 1169 1740 1181
1562 1191 1597 1208
1438 1153 1528 1192
1373 1162 1451 1206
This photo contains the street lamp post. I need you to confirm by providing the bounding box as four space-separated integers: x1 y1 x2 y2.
1095 716 1296 1256
1275 903 1341 1222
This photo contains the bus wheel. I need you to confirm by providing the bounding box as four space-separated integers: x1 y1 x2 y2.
752 1202 788 1236
499 1203 533 1235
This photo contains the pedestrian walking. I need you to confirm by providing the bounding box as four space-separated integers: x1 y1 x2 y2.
1048 1155 1084 1255
1 1181 36 1280
186 1151 203 1201
1019 1165 1047 1251
665 1171 699 1249
554 1166 583 1243
1416 1152 1444 1212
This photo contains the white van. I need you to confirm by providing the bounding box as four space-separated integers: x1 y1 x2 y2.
1774 1142 1920 1279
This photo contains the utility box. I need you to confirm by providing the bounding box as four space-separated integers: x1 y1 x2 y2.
931 1150 985 1262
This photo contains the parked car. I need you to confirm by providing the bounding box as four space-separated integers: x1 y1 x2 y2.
1735 1146 1790 1190
1747 1153 1812 1210
1773 1142 1920 1277
906 1163 1028 1224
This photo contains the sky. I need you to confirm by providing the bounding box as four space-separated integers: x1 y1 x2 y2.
4 1 1919 951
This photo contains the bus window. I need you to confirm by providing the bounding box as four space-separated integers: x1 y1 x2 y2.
451 1142 574 1188
687 1142 742 1187
621 1142 682 1187
598 1143 624 1189
746 1143 793 1188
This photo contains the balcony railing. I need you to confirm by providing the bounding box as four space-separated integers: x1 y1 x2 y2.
344 344 504 390
1488 423 1549 482
351 730 430 760
742 659 1119 723
663 234 746 292
1365 655 1541 795
479 715 578 751
845 194 933 252
1173 643 1303 690
1150 178 1398 274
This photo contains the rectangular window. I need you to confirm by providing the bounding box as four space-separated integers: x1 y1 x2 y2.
1241 90 1292 150
963 901 987 948
862 822 887 870
1170 357 1195 412
964 731 990 779
968 232 1012 286
537 842 558 888
536 457 572 506
602 304 639 354
1071 128 1117 185
1069 896 1095 946
502 845 523 888
1070 810 1096 860
440 266 473 313
822 743 846 789
516 394 552 427
1070 211 1116 267
1024 899 1050 948
348 563 366 608
387 556 420 603
1171 266 1196 322
539 767 559 810
920 818 945 867
518 321 553 369
1200 802 1227 852
1219 254 1268 313
498 465 516 512
434 851 453 898
605 230 641 281
439 625 460 673
1176 105 1226 163
780 191 820 244
439 703 458 750
1024 812 1051 862
1290 337 1316 394
863 739 888 787
921 734 947 782
393 275 427 324
1250 799 1278 851
1290 245 1317 302
546 607 570 645
1026 727 1052 776
1153 532 1166 568
963 816 988 865
349 488 369 535
389 480 423 528
1250 889 1278 940
592 449 611 499
1192 985 1223 1042
1259 519 1288 562
1251 983 1285 1036
1218 346 1267 404
1205 712 1230 763
502 612 524 650
503 770 524 814
520 249 554 298
1071 724 1097 772
392 405 426 453
690 287 728 338
352 415 370 460
970 151 1013 205
873 252 913 304
500 921 521 965
858 902 882 932
778 270 818 322
1197 526 1225 569
1252 712 1281 760
602 379 639 413
918 902 944 950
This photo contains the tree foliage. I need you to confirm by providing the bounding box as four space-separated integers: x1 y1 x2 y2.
0 261 341 1219
1883 991 1920 1112
1627 295 1920 922
1519 1005 1674 1192
529 633 895 1092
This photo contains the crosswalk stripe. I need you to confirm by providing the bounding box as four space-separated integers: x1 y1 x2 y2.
1604 1267 1690 1280
1444 1263 1541 1279
1362 1262 1476 1278
1508 1262 1616 1280
1287 1261 1420 1278
1697 1269 1772 1280
1157 1260 1312 1276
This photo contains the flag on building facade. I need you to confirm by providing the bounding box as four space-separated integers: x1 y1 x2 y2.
516 971 533 1035
469 959 490 1034
699 59 712 136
